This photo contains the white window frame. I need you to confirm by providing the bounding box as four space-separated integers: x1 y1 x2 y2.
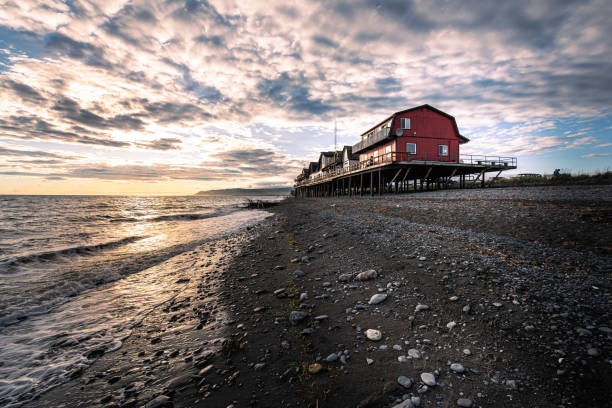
406 143 416 155
400 118 411 129
438 144 448 156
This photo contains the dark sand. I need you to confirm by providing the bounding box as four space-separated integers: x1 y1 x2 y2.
30 186 611 408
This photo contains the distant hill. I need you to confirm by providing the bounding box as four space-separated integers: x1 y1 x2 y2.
195 187 292 196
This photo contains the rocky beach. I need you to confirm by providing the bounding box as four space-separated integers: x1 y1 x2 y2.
30 185 611 408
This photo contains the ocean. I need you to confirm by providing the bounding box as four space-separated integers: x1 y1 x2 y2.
0 195 282 407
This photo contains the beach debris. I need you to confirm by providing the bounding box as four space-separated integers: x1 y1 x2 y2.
397 376 412 389
415 304 429 312
420 372 436 386
365 329 382 341
290 311 308 324
450 363 465 373
368 293 387 305
355 269 377 281
307 363 323 374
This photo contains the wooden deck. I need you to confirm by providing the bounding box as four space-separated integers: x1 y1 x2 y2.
295 154 517 197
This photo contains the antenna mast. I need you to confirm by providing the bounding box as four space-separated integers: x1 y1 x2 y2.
334 118 337 152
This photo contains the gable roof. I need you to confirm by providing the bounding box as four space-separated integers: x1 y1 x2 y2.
360 104 470 144
342 145 359 160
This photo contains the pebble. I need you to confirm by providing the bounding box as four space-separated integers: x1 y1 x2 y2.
308 363 323 374
294 270 305 277
299 292 308 301
415 304 429 312
447 321 457 330
493 302 503 308
457 398 473 407
325 353 338 363
420 372 436 386
369 293 388 305
366 358 374 365
450 363 465 373
365 329 382 341
338 273 353 282
392 399 415 408
314 315 328 321
393 344 402 351
355 269 377 281
417 385 429 394
449 296 459 301
301 256 310 263
587 347 600 356
397 355 408 363
408 349 421 359
254 363 266 371
397 376 412 388
463 349 472 356
290 311 308 324
462 305 471 313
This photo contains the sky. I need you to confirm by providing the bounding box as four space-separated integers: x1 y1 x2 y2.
0 0 611 195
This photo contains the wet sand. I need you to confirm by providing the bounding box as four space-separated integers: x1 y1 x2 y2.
30 185 611 408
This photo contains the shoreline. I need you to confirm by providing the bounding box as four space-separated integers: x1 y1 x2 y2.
29 185 611 408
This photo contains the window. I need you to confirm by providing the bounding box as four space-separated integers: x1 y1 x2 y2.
438 145 448 156
406 143 416 154
385 145 392 154
400 118 411 129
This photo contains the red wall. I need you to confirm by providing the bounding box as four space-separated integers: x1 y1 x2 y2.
361 107 462 163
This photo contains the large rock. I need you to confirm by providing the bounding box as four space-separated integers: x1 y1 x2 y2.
355 270 378 281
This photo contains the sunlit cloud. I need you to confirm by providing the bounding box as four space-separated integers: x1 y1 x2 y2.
0 0 611 193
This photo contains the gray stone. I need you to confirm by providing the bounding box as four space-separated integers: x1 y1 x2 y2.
450 363 465 373
457 398 473 407
290 311 308 324
408 349 421 359
420 372 436 386
415 304 429 312
325 353 338 363
587 347 600 356
391 399 415 408
339 273 353 282
294 269 305 277
397 376 412 388
369 294 388 305
254 363 266 371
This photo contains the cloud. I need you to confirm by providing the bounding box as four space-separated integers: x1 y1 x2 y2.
44 32 112 68
582 153 609 158
135 137 183 151
0 146 79 160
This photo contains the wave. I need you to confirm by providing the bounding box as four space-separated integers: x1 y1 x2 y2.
0 236 145 269
148 212 218 222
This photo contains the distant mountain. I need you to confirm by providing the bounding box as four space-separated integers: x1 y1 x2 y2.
195 187 292 196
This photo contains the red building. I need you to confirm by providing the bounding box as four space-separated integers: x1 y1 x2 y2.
353 104 470 164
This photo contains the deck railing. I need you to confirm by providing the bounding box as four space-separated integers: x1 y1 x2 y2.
295 153 517 187
352 127 391 153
